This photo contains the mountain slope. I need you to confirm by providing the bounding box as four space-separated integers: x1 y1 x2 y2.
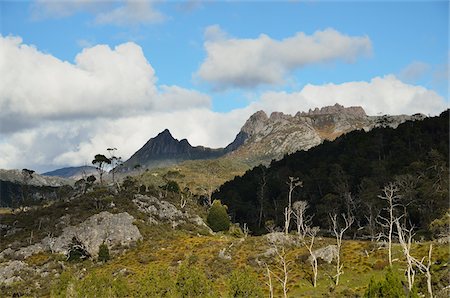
42 166 97 180
214 110 449 234
226 103 426 165
120 129 227 171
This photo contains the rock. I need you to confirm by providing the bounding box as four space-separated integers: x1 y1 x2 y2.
133 194 212 233
308 245 338 264
0 260 30 285
47 211 142 257
218 248 232 260
0 212 142 260
265 232 294 246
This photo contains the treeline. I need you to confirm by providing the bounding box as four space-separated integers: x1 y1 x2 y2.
214 110 449 235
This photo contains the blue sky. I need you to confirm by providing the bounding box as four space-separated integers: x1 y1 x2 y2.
0 0 448 171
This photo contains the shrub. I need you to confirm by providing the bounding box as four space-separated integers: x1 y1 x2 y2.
75 272 129 298
364 268 418 298
207 200 231 232
228 224 244 238
98 243 110 262
137 265 175 297
176 264 213 297
67 237 90 262
228 268 264 298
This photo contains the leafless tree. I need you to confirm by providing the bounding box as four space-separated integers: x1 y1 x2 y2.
265 264 274 298
330 213 354 286
304 226 320 287
395 219 434 297
376 182 402 266
292 200 311 240
267 244 291 298
258 166 267 228
284 177 303 235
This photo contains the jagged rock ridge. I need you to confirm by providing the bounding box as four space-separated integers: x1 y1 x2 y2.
227 103 426 164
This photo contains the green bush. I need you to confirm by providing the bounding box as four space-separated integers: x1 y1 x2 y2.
75 272 129 298
364 268 418 298
98 243 110 262
176 264 213 297
207 200 231 232
137 265 175 297
228 268 264 298
228 224 244 238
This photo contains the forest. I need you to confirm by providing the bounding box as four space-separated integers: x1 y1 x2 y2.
214 110 449 236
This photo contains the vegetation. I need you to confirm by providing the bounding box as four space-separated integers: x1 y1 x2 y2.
1 111 448 297
215 111 449 235
207 200 231 232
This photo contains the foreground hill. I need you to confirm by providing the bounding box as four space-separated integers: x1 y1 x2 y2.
215 110 449 234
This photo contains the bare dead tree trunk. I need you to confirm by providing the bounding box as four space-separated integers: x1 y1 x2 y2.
284 177 302 235
330 213 354 286
293 200 310 240
304 226 320 287
265 264 274 298
377 182 401 266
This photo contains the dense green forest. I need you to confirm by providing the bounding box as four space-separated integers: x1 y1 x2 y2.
214 110 449 235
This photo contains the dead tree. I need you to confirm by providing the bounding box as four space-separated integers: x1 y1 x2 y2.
376 182 402 266
292 200 311 240
330 213 354 286
284 177 303 235
304 226 320 287
395 219 434 297
265 264 274 298
258 166 267 228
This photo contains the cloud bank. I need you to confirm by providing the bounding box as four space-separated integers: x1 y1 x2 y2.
0 35 446 173
197 26 372 89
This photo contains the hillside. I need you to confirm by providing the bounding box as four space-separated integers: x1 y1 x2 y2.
0 180 448 297
119 129 229 171
226 103 426 166
42 166 97 180
214 110 449 234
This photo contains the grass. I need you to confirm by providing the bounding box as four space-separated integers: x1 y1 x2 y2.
1 187 448 297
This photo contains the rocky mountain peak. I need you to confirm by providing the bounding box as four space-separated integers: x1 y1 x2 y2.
241 110 269 136
297 103 367 117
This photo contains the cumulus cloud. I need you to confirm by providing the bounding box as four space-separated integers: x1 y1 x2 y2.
196 26 372 89
0 35 446 173
31 0 165 26
0 35 210 133
255 75 447 116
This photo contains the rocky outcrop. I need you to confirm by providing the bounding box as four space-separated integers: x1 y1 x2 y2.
227 103 426 165
132 194 211 232
0 212 142 260
0 260 30 285
308 245 338 264
0 169 72 187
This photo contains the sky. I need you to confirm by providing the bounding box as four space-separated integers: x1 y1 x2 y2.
0 0 448 173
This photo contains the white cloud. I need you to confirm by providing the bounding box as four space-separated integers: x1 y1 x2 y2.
0 35 446 173
31 0 165 26
255 75 447 116
0 35 210 133
196 26 372 89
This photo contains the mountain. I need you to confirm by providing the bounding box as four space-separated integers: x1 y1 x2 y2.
120 129 227 171
214 110 449 234
42 166 97 180
0 169 74 207
226 103 426 165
